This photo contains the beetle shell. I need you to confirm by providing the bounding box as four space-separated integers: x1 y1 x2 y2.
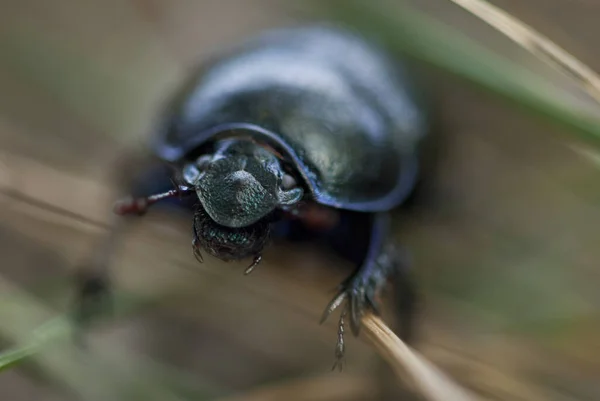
153 25 429 212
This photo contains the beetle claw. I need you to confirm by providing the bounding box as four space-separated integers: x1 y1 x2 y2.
244 254 262 275
349 289 362 335
192 238 203 263
319 291 347 324
193 248 204 264
321 273 383 336
331 306 348 372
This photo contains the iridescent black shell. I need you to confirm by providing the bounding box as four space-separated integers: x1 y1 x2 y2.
152 25 429 211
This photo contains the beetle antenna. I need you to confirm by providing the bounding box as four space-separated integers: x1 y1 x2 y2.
244 254 262 275
113 185 195 216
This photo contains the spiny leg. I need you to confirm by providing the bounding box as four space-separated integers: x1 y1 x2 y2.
320 212 418 364
72 158 195 337
332 305 348 372
320 212 390 335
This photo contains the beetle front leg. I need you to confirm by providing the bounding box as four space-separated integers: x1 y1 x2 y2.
72 157 195 337
72 216 123 332
320 212 417 366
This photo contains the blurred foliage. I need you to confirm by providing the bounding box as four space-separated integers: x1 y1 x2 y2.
307 0 600 145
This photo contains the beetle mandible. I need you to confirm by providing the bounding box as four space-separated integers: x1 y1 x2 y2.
74 25 431 368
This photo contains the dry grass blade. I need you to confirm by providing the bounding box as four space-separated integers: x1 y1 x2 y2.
446 0 600 104
361 314 481 401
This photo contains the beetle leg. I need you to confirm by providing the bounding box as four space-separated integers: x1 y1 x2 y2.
72 215 123 335
72 156 194 340
331 305 348 371
320 212 389 332
320 212 418 362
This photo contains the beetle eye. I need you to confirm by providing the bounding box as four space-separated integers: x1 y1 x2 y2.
282 174 297 190
196 155 212 170
183 164 201 185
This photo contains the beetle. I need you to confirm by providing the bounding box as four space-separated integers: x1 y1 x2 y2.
73 25 431 369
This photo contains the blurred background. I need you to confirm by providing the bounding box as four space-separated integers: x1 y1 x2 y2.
1 0 599 400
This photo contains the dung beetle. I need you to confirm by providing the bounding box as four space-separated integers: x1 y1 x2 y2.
74 25 430 369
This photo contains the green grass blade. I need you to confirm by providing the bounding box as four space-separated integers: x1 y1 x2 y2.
305 0 600 146
0 279 220 400
0 343 40 372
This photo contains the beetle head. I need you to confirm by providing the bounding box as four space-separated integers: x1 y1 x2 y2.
184 140 303 227
183 139 303 265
